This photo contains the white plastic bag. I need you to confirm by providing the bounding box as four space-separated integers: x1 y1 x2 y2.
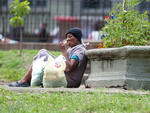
31 56 46 87
43 55 67 88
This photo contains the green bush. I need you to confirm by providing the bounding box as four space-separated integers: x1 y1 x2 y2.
102 0 150 47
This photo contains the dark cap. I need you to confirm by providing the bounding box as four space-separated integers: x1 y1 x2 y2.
66 27 82 42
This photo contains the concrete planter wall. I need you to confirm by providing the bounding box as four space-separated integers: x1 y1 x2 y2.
85 46 150 90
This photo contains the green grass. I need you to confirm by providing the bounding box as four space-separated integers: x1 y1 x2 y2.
0 50 61 81
0 89 149 113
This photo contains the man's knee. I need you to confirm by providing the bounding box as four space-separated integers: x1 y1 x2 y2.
38 49 49 54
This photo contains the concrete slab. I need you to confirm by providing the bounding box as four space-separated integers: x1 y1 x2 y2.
0 84 149 95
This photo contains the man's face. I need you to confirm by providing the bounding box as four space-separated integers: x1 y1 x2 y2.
66 33 79 47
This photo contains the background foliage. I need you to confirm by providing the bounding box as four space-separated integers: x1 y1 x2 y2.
9 0 30 27
102 0 150 47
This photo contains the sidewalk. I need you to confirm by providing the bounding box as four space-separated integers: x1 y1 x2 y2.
0 82 149 95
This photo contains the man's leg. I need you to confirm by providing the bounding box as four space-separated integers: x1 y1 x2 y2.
34 49 55 61
9 49 55 87
18 65 32 84
8 65 32 87
19 49 54 84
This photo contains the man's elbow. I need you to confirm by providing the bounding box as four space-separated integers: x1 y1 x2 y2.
65 68 71 72
65 67 74 72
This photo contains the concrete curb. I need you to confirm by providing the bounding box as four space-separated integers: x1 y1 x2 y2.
0 85 149 95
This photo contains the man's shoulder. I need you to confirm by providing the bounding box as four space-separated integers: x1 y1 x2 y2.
72 44 86 52
75 44 86 49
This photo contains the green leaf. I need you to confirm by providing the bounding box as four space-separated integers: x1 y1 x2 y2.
9 0 30 27
9 16 24 27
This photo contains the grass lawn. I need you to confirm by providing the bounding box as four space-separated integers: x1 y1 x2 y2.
0 50 150 113
0 88 150 113
0 50 61 82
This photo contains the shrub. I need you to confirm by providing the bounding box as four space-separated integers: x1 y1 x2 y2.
102 0 150 47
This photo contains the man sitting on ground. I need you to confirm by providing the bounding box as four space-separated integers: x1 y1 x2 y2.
9 27 88 88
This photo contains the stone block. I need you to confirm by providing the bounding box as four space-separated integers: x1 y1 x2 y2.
85 46 150 90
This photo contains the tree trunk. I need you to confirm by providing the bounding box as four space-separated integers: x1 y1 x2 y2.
19 29 23 55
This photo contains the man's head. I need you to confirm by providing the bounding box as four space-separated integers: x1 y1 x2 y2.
65 28 82 47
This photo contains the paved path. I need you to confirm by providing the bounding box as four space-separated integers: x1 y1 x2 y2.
0 83 149 95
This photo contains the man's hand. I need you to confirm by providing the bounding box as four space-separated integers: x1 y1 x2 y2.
59 40 68 52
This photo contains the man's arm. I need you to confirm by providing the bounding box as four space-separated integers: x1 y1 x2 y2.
59 42 79 72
